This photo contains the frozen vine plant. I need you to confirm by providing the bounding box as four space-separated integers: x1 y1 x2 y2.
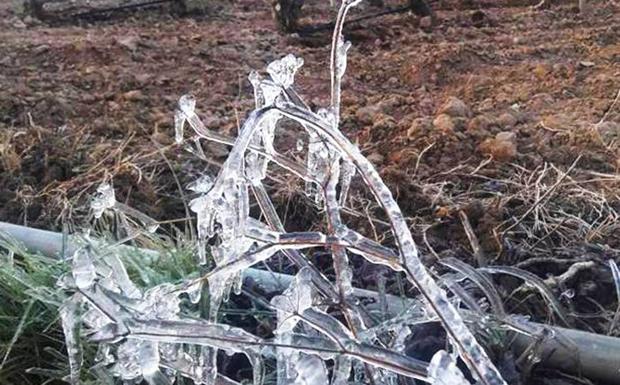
59 1 509 384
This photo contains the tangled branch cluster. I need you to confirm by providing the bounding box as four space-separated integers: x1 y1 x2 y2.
58 1 513 384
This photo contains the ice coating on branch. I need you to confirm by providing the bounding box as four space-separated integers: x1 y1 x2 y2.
428 350 469 385
267 54 304 89
338 159 355 205
249 70 263 107
91 183 115 219
174 94 196 144
334 37 352 80
174 109 185 144
304 111 338 205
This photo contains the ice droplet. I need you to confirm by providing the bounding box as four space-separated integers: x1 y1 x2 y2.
296 138 304 151
266 54 304 89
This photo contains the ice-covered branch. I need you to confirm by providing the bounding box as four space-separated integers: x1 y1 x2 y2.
56 1 512 384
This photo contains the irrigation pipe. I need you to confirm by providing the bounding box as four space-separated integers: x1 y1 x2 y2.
1 221 619 383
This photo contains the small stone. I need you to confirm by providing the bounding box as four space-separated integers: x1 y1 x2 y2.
467 114 494 133
433 114 455 134
134 73 152 85
438 96 471 118
355 105 380 124
23 16 36 26
376 95 403 113
419 16 433 30
372 114 397 131
367 152 385 165
479 132 517 161
407 117 432 137
122 90 144 101
33 44 49 54
533 63 550 80
116 35 140 51
205 142 230 158
495 112 518 129
597 121 620 143
578 61 595 68
471 10 489 28
12 19 26 29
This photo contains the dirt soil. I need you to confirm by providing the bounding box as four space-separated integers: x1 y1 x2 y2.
0 0 619 383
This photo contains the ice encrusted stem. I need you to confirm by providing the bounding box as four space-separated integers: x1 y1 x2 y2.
274 102 507 385
326 7 365 369
62 0 511 382
330 0 361 122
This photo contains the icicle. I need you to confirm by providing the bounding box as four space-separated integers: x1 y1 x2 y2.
174 109 185 144
249 70 264 108
338 159 355 206
272 268 316 385
59 295 83 385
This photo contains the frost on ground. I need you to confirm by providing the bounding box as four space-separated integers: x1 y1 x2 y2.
59 1 510 384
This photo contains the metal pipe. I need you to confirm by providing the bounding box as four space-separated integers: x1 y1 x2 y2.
1 221 619 383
